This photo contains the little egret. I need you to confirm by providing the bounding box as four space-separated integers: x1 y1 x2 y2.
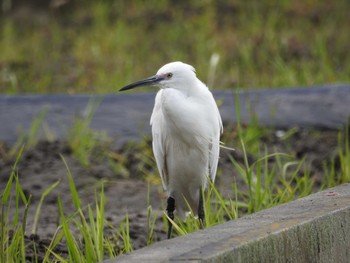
120 61 223 238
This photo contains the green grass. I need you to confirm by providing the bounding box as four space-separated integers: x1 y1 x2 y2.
0 1 349 94
321 126 350 188
9 108 48 156
0 149 119 262
66 97 111 167
0 146 28 263
1 120 350 261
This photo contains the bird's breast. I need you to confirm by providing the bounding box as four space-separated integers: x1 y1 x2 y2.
157 89 213 148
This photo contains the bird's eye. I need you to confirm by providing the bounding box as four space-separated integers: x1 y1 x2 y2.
167 73 173 78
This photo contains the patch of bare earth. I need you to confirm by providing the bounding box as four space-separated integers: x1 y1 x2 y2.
0 127 343 261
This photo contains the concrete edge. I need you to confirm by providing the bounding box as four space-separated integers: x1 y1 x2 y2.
1 84 350 145
104 183 350 263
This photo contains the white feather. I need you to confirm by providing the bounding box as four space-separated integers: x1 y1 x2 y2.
150 62 222 220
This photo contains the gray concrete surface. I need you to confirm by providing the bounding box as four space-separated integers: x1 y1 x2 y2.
107 183 350 263
0 84 349 145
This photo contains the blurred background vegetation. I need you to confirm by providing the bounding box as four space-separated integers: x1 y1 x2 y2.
0 0 349 94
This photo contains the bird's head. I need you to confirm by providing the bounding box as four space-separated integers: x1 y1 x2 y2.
119 61 197 92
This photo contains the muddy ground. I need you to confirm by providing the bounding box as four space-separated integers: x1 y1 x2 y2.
0 127 343 261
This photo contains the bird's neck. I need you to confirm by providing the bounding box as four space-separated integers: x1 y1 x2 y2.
164 79 204 98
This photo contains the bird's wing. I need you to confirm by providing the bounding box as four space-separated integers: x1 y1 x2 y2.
150 90 169 190
151 88 222 189
208 96 223 183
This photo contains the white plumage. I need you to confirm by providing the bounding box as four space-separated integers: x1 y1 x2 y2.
150 62 222 219
120 61 222 236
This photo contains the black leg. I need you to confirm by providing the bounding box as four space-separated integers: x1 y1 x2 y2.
198 187 205 229
166 196 175 239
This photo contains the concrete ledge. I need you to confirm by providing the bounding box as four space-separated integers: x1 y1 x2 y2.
106 183 350 263
1 85 350 144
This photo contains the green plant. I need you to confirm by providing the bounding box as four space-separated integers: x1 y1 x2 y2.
10 109 48 156
67 97 110 167
0 148 119 262
1 122 350 262
146 183 158 246
322 125 350 188
0 146 29 263
55 155 117 262
117 213 133 254
1 1 349 94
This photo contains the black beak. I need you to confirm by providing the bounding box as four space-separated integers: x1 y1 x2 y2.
119 75 164 92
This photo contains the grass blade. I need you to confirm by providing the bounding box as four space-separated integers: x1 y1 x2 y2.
60 154 81 210
58 197 81 262
32 180 60 235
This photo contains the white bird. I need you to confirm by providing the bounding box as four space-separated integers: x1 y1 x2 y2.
120 61 223 238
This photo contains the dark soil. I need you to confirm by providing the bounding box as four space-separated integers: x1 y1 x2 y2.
0 127 344 261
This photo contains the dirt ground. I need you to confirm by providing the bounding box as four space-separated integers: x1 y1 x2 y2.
0 127 342 261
